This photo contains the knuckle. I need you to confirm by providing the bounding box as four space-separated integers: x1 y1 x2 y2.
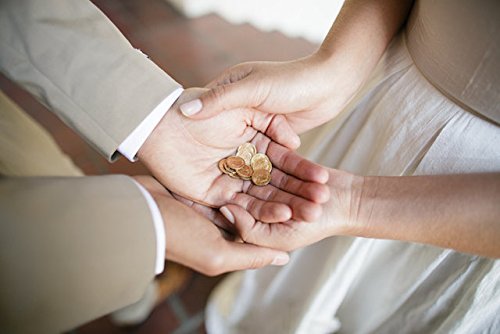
246 200 260 217
203 254 225 276
239 228 250 243
208 85 227 105
249 256 267 269
278 172 290 190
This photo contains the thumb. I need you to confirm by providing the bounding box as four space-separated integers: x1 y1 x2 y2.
221 242 290 272
179 80 257 119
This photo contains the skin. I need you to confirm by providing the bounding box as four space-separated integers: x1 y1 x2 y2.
181 0 500 258
185 0 415 134
133 176 290 276
138 88 330 224
221 171 500 258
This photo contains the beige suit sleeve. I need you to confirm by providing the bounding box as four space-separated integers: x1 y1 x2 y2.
0 0 182 160
0 175 158 334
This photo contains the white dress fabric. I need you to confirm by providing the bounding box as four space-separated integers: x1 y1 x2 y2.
205 29 500 334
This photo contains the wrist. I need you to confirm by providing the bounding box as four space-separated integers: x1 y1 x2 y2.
305 50 367 115
340 173 374 237
136 102 176 164
349 175 382 238
323 170 366 237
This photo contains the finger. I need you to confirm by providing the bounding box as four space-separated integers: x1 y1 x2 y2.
180 78 261 119
230 192 292 223
270 168 330 204
171 192 238 234
246 183 322 222
267 141 329 184
264 114 301 150
205 63 254 89
192 203 237 234
221 204 292 251
215 242 290 274
249 113 300 150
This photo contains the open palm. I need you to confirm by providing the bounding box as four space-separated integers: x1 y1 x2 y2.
138 88 329 223
220 169 357 251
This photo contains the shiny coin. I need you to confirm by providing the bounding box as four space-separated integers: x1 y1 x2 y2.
223 163 236 176
218 142 272 186
236 164 253 180
228 171 240 179
237 151 253 165
237 143 256 156
219 159 237 177
226 156 246 170
251 153 272 172
218 159 228 174
252 169 271 186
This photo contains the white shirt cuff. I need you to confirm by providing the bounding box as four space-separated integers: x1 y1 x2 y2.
131 180 166 275
118 87 184 161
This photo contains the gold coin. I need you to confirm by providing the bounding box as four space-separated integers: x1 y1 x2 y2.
237 143 256 156
228 172 240 179
251 153 272 172
237 151 253 165
252 169 271 186
218 159 228 174
223 162 236 176
226 156 246 170
236 164 253 179
218 158 236 176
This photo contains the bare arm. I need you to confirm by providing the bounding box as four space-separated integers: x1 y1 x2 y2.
351 173 500 258
224 171 500 258
317 0 414 98
183 0 415 133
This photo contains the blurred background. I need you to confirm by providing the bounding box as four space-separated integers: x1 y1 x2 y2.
167 0 342 43
0 0 342 332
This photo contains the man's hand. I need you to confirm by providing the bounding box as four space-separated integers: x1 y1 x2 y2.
133 176 290 276
138 88 330 223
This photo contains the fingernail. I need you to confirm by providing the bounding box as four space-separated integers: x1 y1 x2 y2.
294 136 301 148
180 99 202 116
271 254 289 266
220 206 235 224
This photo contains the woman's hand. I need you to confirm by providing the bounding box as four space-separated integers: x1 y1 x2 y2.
220 169 500 258
179 55 354 134
218 168 360 252
179 0 415 134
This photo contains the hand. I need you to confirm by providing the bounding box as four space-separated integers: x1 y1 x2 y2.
179 54 357 133
217 169 361 252
179 0 414 133
138 88 330 223
133 176 290 276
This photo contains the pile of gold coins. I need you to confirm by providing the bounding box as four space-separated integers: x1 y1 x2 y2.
218 143 272 186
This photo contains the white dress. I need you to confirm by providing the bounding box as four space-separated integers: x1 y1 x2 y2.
206 1 500 333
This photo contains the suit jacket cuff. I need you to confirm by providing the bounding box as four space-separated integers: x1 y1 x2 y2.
118 87 183 162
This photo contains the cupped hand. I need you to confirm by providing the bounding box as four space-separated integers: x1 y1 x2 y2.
133 176 290 276
218 169 362 252
179 54 357 133
138 88 330 223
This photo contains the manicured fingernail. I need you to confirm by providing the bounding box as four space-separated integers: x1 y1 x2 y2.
271 254 289 266
180 99 202 116
220 206 235 224
294 136 301 148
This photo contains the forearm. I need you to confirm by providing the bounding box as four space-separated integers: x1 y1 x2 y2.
0 176 157 333
0 0 180 160
315 0 414 95
351 173 500 258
